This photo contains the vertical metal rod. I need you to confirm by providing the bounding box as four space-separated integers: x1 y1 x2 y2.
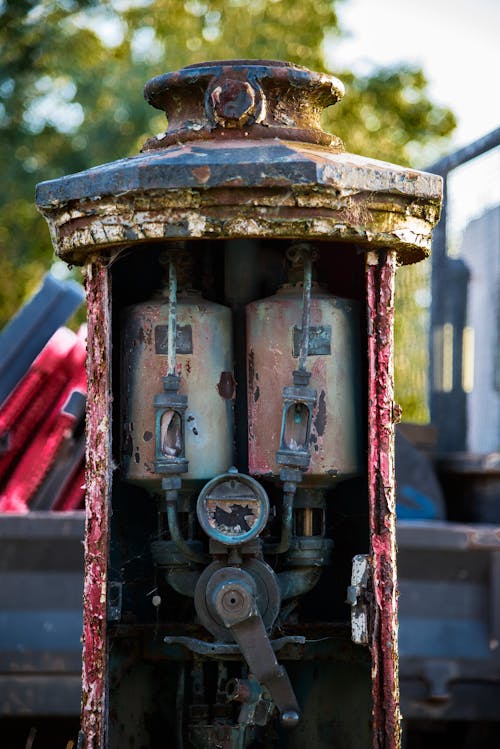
224 240 261 474
168 259 177 376
176 665 185 749
166 492 210 565
303 508 313 536
298 250 312 373
276 486 295 554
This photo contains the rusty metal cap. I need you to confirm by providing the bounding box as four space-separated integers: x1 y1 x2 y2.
143 59 344 151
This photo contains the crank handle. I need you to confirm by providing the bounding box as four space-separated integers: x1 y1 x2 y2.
207 567 301 727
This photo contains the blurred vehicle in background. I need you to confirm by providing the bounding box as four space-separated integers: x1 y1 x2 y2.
397 127 500 748
0 274 85 748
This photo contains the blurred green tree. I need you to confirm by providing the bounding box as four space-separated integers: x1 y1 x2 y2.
0 0 455 420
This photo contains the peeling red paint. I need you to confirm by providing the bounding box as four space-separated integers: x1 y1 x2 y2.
366 249 401 749
81 260 112 749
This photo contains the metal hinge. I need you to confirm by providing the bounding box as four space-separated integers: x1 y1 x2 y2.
347 554 371 645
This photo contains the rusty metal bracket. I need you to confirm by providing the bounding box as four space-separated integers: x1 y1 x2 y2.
347 554 371 645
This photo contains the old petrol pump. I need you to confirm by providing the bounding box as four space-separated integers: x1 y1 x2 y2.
36 60 442 749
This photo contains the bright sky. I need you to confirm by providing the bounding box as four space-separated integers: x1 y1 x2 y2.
327 0 500 151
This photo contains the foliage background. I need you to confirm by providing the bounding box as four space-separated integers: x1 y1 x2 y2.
0 0 456 421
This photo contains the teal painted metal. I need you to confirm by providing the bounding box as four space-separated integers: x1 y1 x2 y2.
196 469 270 546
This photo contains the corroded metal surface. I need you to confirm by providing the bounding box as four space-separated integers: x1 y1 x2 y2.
81 261 112 749
366 250 400 749
246 283 362 483
35 60 442 268
121 290 234 488
36 141 442 267
143 60 344 149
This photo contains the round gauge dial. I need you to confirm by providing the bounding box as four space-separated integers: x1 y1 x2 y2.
197 469 269 546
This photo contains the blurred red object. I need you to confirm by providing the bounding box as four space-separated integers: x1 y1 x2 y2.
0 326 87 513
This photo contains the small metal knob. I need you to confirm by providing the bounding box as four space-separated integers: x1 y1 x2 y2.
215 580 254 622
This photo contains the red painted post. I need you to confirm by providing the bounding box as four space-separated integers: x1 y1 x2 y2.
366 249 400 749
81 260 112 748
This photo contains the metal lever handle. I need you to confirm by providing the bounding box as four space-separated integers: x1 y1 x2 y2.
206 567 301 727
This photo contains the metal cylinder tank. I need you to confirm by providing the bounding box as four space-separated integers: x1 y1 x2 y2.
247 282 362 485
122 288 234 488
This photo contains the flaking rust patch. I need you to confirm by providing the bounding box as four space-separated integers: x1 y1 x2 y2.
313 390 327 436
192 165 211 184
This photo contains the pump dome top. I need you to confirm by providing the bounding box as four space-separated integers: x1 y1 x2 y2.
143 59 345 150
36 59 442 267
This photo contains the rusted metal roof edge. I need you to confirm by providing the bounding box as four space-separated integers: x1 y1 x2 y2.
35 142 442 208
37 190 438 267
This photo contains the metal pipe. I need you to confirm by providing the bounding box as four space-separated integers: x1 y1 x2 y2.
298 248 313 373
276 487 295 554
168 258 177 376
166 491 210 565
176 665 185 749
167 568 202 598
303 508 313 537
277 567 322 600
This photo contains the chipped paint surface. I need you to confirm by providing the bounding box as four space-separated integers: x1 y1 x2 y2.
35 140 442 268
349 554 370 645
366 249 401 749
81 261 112 749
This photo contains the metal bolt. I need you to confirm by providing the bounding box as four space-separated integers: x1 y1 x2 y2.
220 585 245 613
213 578 254 624
210 79 256 128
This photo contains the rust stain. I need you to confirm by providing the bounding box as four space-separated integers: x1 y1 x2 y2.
137 324 152 347
216 371 235 399
366 249 401 749
192 165 211 184
248 349 255 393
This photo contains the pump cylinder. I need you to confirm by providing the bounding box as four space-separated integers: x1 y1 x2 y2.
246 283 362 485
121 290 234 488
